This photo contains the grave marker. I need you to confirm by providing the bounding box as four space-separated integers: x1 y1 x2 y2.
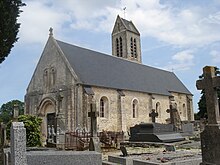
10 122 27 165
88 103 101 152
196 66 220 165
149 109 158 123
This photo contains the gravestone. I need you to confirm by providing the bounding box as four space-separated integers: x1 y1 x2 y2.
0 123 7 148
166 104 178 131
129 123 184 142
88 103 101 152
10 122 27 165
149 109 158 123
196 66 220 165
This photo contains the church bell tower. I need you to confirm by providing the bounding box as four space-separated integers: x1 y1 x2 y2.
112 15 142 63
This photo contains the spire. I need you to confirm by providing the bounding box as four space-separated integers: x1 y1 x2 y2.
49 27 53 37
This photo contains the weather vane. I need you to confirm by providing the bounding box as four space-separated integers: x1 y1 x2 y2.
123 7 126 18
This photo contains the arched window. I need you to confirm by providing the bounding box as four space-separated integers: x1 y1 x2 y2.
43 68 49 88
100 97 108 118
50 67 56 86
130 37 133 57
116 38 119 57
119 37 123 57
182 104 186 117
132 99 138 118
134 39 137 58
100 98 105 117
156 102 161 117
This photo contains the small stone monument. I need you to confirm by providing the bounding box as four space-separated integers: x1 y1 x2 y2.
149 109 158 123
88 103 101 152
166 104 178 131
10 122 27 165
196 66 220 165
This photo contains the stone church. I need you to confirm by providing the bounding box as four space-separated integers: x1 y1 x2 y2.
25 15 194 145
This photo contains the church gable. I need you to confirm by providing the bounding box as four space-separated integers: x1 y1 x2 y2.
27 34 77 94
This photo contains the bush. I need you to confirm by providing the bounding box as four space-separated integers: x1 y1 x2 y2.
6 115 42 147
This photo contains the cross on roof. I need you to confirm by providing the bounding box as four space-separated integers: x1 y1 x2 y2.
196 66 220 124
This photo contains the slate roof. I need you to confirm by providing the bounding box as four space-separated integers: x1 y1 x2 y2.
120 17 140 35
56 40 191 96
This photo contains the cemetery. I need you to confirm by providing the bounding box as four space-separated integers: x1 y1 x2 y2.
1 65 219 165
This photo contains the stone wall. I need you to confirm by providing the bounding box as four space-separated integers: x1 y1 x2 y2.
85 86 193 132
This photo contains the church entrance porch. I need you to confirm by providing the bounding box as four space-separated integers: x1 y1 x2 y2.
47 113 57 144
38 98 57 146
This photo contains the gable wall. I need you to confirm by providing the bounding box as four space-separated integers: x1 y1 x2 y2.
25 38 77 131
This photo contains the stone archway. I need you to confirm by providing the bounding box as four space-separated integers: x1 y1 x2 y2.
38 98 56 146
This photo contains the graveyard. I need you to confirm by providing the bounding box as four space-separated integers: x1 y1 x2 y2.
1 66 220 164
0 67 215 165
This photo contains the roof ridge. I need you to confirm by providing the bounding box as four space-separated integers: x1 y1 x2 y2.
55 39 172 74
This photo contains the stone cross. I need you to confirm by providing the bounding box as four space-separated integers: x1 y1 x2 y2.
149 109 158 123
196 66 220 124
88 103 99 137
166 104 177 125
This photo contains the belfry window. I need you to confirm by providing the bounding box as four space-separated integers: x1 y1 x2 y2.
119 37 123 57
134 39 137 58
130 37 133 57
116 38 119 57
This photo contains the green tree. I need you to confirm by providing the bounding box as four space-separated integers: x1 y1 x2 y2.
0 0 25 63
196 67 220 119
0 100 24 124
6 115 42 147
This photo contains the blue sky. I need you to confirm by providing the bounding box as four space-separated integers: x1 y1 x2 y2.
1 0 220 113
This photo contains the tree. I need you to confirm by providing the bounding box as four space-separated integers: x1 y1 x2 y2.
6 115 42 147
0 100 24 124
196 67 220 120
0 0 25 64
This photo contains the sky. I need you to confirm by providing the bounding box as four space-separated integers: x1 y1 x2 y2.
1 0 220 113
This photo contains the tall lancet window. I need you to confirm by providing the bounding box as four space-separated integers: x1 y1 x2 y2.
134 38 137 58
43 68 49 88
50 67 56 86
116 38 119 57
130 37 133 57
132 99 138 118
100 97 109 118
119 37 123 57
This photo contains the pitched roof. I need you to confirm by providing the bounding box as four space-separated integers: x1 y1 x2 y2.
56 40 191 96
120 17 140 35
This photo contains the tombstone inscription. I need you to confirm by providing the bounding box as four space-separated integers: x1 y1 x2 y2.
196 66 220 165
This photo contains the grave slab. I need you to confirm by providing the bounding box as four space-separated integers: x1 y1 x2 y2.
129 123 184 143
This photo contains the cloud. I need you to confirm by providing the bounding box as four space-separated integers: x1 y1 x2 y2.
19 0 70 44
210 50 220 63
18 0 220 48
162 50 195 71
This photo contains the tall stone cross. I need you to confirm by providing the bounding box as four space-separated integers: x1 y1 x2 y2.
196 66 220 124
88 103 99 137
166 104 177 125
149 109 158 123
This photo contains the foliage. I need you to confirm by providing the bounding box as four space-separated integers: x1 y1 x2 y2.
0 100 24 124
6 115 42 147
196 67 220 119
0 0 25 63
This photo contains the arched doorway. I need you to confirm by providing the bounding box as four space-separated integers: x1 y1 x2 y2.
38 98 56 146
